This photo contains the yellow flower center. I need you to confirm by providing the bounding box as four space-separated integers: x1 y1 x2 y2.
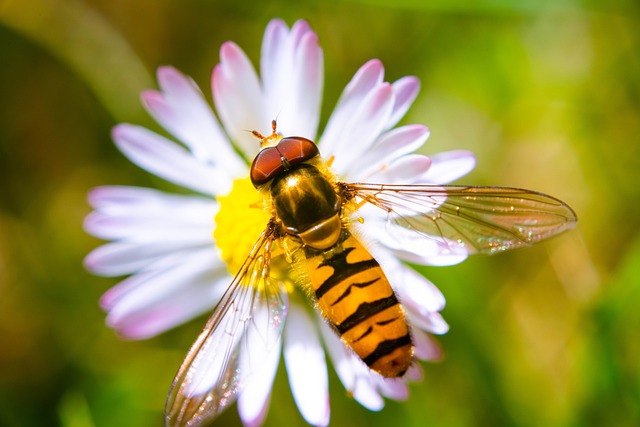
213 176 272 273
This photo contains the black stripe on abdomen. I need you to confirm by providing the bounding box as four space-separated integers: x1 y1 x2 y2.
334 294 399 334
314 247 379 299
362 334 413 367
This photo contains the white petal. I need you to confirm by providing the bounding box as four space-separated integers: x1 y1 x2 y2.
111 272 226 340
386 76 420 129
85 186 216 244
261 20 323 139
407 310 449 335
319 59 384 156
412 329 444 361
84 186 218 246
101 247 231 337
404 363 424 381
100 248 222 321
364 154 432 184
319 320 355 390
84 211 213 243
141 67 245 177
284 306 330 427
350 125 430 181
376 377 408 401
237 313 283 427
187 286 255 397
87 185 217 218
392 247 468 266
113 124 232 195
319 320 384 411
261 18 288 92
84 240 213 277
390 264 446 313
422 150 476 184
212 42 267 160
326 83 395 174
360 220 468 266
97 247 223 310
353 378 385 411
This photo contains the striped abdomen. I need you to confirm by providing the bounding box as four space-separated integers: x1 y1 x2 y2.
305 231 413 377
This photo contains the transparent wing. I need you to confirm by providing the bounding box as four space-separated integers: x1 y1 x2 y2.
165 222 288 427
345 183 577 256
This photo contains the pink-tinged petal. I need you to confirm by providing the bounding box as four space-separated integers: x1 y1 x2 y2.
212 42 267 159
284 306 330 427
376 377 408 401
282 31 323 139
412 329 444 361
261 19 288 86
98 247 223 310
260 20 323 139
101 248 222 318
111 274 231 340
422 150 476 184
404 363 424 381
407 310 449 335
141 68 245 177
319 320 383 411
104 248 225 331
353 378 384 411
289 19 312 41
320 59 384 155
386 76 420 129
113 124 232 195
87 186 216 219
84 240 211 277
365 154 432 184
319 320 356 389
350 125 430 181
391 264 445 313
327 83 395 174
84 211 213 243
100 270 153 311
113 274 224 340
84 186 216 243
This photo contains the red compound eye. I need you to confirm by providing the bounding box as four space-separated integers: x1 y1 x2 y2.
250 136 320 187
277 136 319 164
250 146 282 187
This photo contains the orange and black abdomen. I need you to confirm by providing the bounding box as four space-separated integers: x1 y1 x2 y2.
304 231 413 377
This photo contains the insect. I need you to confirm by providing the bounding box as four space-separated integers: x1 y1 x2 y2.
165 121 577 426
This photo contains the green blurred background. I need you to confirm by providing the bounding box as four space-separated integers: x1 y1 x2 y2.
1 0 639 426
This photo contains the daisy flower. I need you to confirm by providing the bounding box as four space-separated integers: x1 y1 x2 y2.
84 19 477 426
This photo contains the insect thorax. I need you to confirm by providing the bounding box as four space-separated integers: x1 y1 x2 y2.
270 164 342 250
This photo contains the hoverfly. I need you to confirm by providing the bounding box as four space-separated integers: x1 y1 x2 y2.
165 120 577 426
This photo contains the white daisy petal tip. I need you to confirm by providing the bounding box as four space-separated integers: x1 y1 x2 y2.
220 40 246 66
353 380 384 411
425 149 477 184
238 344 281 427
291 18 311 34
381 380 409 401
284 307 330 426
359 58 385 80
238 396 270 427
140 89 162 110
413 330 445 362
156 64 180 84
387 75 421 128
404 363 424 382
